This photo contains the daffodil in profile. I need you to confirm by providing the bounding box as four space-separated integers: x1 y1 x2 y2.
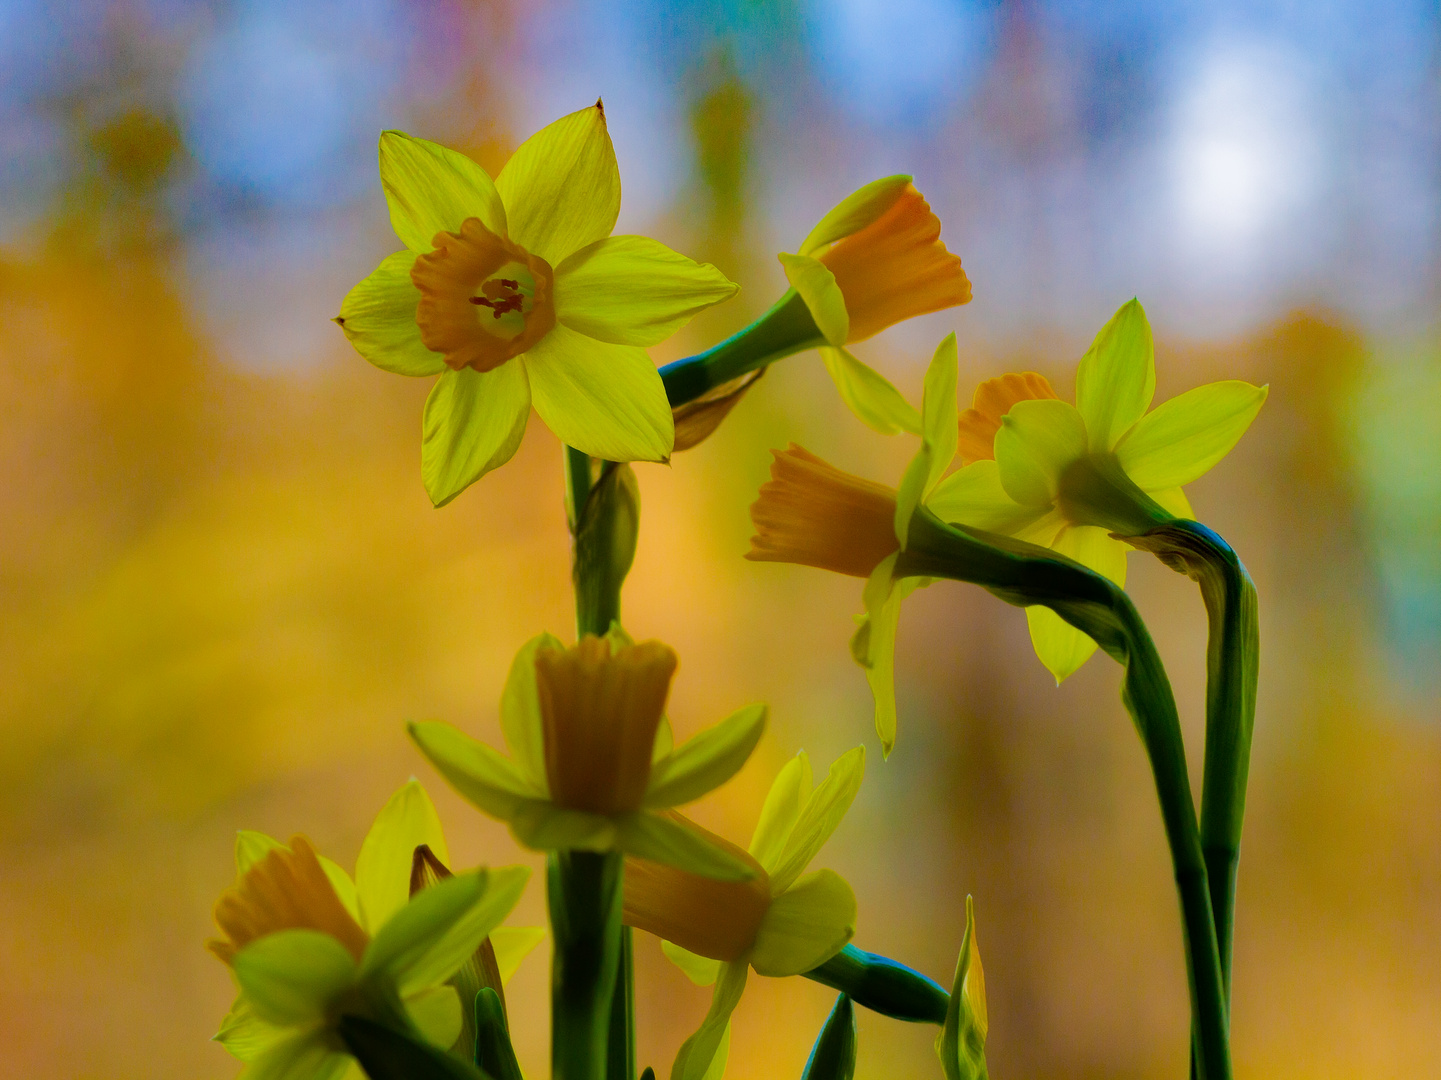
782 175 970 437
337 102 738 506
622 748 864 1080
207 781 531 1080
409 629 767 880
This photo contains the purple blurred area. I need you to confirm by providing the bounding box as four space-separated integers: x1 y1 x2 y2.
0 2 1438 1078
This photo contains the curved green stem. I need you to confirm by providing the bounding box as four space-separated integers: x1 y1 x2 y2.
803 944 948 1024
897 509 1231 1080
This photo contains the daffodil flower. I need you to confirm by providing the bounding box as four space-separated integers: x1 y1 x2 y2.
409 629 767 881
623 748 865 1080
782 175 970 437
207 783 531 1080
930 298 1267 681
337 102 739 506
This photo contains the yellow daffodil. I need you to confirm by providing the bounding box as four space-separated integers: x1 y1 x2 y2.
623 748 865 1080
208 781 531 1080
337 102 739 506
782 176 970 437
409 629 767 880
930 298 1267 680
749 309 1266 750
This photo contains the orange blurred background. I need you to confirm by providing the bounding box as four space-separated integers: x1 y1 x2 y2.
1 2 1438 1078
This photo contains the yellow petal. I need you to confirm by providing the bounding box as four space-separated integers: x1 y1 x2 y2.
1148 486 1194 520
404 984 463 1049
894 333 958 548
421 365 532 507
778 252 849 345
799 175 914 256
1113 381 1269 490
554 235 738 347
662 940 723 986
499 632 565 794
495 102 620 266
355 780 449 935
489 926 546 984
233 929 358 1025
747 752 813 873
768 747 864 893
818 346 922 436
379 131 507 252
1023 525 1126 683
407 721 538 822
644 703 767 809
749 869 856 977
994 398 1088 508
1075 298 1156 452
670 962 748 1080
336 251 445 377
925 460 1049 536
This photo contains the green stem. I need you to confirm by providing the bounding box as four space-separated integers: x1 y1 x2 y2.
803 944 948 1024
607 927 636 1080
659 289 825 406
1128 520 1258 1002
548 851 624 1080
898 509 1231 1080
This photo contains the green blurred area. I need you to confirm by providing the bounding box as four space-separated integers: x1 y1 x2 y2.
2 10 1440 1080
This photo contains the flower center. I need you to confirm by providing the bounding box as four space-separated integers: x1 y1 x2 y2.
412 218 556 373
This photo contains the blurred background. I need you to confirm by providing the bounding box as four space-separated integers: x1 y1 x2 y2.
1 0 1438 1077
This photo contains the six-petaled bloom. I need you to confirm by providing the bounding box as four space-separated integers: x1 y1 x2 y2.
337 102 739 506
623 748 865 1080
409 629 767 881
208 781 531 1080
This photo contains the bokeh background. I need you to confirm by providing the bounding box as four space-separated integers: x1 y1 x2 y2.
1 1 1438 1077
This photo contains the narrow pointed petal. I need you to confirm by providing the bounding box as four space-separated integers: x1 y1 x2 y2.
994 398 1088 508
1024 525 1126 683
618 811 757 882
380 131 506 252
500 632 566 795
644 704 767 809
421 365 531 507
850 558 922 755
554 236 738 346
670 962 748 1080
247 1030 351 1080
799 175 913 256
894 334 958 547
779 253 849 345
1149 486 1194 520
506 802 618 851
236 830 285 875
769 748 865 894
355 780 449 934
1113 381 1269 490
337 252 445 376
1076 298 1155 451
747 752 813 873
750 869 857 977
489 926 546 983
662 940 723 986
407 721 540 822
233 930 358 1025
524 324 674 463
405 984 464 1049
214 995 285 1061
926 460 1050 536
496 103 620 265
819 347 922 436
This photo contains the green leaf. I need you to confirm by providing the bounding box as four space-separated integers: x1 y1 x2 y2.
356 780 450 935
768 748 865 893
495 103 620 266
379 131 507 253
233 930 358 1026
421 365 532 508
1113 380 1268 491
801 994 857 1080
799 175 912 256
818 347 922 436
993 398 1088 508
1076 297 1155 452
408 721 537 822
617 811 756 882
778 252 849 345
935 896 988 1080
747 752 812 874
338 1014 487 1080
644 703 767 808
523 324 674 464
337 251 446 376
554 235 738 347
670 961 747 1080
750 869 856 977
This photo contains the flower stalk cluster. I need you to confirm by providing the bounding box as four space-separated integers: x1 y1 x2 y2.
204 101 1264 1080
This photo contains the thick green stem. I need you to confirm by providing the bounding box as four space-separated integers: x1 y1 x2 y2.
659 289 825 406
549 851 624 1080
898 510 1231 1080
1127 520 1257 1001
606 927 636 1080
